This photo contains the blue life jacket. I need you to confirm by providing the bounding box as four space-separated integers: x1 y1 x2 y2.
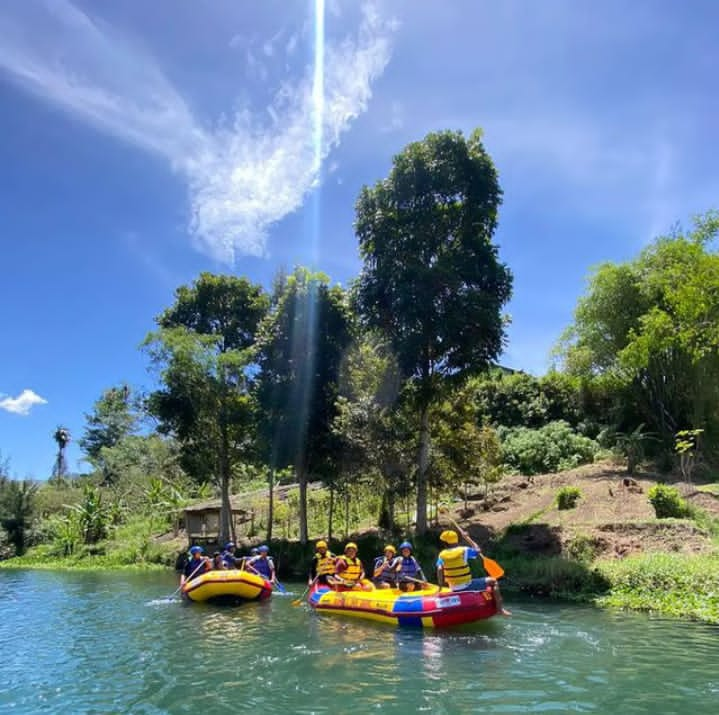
373 556 397 584
184 557 207 579
221 550 237 568
249 556 273 579
397 555 423 581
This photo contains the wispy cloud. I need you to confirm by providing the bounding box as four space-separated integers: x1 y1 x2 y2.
0 0 394 263
0 389 48 416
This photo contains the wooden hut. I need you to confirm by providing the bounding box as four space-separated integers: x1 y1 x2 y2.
183 498 248 545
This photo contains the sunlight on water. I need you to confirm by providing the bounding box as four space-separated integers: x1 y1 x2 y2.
1 571 718 714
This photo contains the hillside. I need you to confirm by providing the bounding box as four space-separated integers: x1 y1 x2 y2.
442 461 719 559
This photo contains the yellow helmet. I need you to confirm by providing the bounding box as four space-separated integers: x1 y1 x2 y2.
344 542 358 552
440 530 458 544
315 540 328 549
384 544 396 554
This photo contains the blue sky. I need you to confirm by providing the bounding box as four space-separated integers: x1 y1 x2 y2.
1 0 717 479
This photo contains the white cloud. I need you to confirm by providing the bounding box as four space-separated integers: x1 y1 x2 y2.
0 0 394 263
0 389 48 416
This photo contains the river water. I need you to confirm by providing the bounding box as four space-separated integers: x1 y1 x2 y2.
1 570 717 714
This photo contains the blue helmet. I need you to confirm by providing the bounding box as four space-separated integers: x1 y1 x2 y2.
189 546 204 555
258 545 269 553
399 541 413 551
224 542 235 551
250 548 259 556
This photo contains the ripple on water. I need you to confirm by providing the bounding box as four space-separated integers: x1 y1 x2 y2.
2 573 718 714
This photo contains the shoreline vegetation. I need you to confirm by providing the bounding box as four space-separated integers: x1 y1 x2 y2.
2 133 719 627
3 463 718 624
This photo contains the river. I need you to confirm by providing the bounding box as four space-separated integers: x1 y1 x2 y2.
1 570 716 714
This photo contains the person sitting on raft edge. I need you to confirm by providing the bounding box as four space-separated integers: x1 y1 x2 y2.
309 540 336 586
246 545 277 585
330 542 373 591
180 545 210 586
436 530 511 616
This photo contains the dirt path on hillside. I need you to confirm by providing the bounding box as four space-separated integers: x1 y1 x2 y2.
442 462 719 559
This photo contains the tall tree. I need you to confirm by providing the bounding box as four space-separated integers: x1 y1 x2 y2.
332 333 412 531
557 211 719 447
80 385 138 484
354 129 513 533
145 273 269 544
255 268 352 543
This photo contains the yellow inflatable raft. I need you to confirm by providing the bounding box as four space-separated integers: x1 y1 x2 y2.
182 569 273 604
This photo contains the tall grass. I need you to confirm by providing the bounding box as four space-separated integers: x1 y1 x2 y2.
596 552 719 623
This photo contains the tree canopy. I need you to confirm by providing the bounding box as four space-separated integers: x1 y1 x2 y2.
354 128 513 532
557 211 719 447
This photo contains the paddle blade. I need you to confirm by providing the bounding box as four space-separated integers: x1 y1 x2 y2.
482 555 505 580
291 599 303 606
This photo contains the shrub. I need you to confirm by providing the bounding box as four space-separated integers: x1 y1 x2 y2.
499 420 600 475
647 484 689 518
557 486 582 510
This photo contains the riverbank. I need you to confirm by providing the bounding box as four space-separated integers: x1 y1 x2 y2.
3 461 719 623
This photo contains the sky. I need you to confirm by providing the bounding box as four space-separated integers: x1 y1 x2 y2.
1 0 718 479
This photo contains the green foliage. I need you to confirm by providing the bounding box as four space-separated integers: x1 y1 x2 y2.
615 423 657 474
145 273 269 544
354 128 513 532
0 476 38 555
71 484 112 544
647 484 690 519
597 552 719 623
675 428 704 483
472 370 583 430
79 385 139 483
557 211 719 448
255 268 353 542
499 421 600 475
565 534 600 562
433 383 504 505
497 554 610 598
556 486 582 510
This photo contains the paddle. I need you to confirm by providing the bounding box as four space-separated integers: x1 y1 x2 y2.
292 575 319 606
438 505 505 579
169 558 207 599
273 580 287 594
399 575 440 593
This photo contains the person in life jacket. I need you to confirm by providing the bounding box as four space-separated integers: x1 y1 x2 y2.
246 545 277 584
180 545 210 585
211 551 227 570
221 542 241 568
309 540 336 586
436 530 511 616
393 541 427 592
331 542 373 591
372 545 398 589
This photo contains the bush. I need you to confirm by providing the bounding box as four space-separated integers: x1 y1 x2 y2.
499 421 600 475
557 486 582 510
647 484 689 518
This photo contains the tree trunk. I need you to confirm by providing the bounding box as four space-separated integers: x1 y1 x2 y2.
298 465 308 544
328 484 334 542
267 467 275 541
218 418 232 546
416 402 430 534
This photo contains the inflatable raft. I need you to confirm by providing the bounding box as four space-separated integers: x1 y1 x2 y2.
308 582 497 628
182 569 273 604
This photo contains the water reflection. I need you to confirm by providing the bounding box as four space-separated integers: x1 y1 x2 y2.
2 572 719 715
